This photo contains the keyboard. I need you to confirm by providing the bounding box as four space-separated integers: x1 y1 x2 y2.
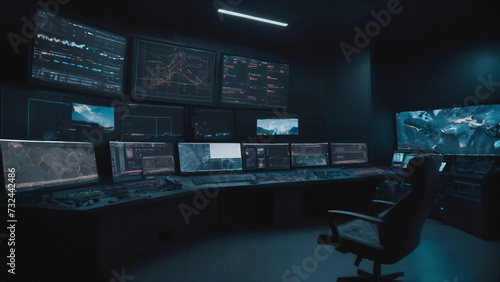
192 174 254 185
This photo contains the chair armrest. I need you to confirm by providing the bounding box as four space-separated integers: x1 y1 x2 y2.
327 210 385 224
372 200 396 206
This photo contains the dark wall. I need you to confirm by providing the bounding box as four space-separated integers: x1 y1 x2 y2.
370 0 500 165
322 51 371 144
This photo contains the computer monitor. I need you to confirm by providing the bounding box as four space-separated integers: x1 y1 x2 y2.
391 151 406 168
178 143 242 173
72 103 115 132
192 108 234 140
0 139 98 191
256 119 298 135
132 39 216 105
116 103 184 141
109 141 175 181
221 55 289 108
396 104 500 155
242 143 290 170
291 143 329 168
402 153 418 168
330 143 368 165
30 9 127 97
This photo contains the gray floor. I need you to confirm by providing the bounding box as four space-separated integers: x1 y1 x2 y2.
124 219 500 282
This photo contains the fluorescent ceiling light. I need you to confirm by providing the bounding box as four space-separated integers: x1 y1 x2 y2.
218 9 288 27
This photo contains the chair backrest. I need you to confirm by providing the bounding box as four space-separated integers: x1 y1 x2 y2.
379 154 442 260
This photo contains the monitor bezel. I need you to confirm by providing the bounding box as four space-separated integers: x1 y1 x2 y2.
130 37 217 106
219 53 290 109
0 139 99 192
27 8 128 99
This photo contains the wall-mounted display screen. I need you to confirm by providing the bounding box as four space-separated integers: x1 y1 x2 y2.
256 118 298 136
115 103 184 141
291 143 329 167
109 141 175 181
192 108 234 140
178 143 242 173
221 55 289 108
242 143 290 170
396 104 500 155
132 39 216 104
31 10 127 96
0 140 98 191
330 143 368 165
72 102 114 132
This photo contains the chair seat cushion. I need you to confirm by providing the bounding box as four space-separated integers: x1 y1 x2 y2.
336 219 385 260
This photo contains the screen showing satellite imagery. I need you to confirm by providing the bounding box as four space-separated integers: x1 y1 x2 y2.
0 140 98 191
242 143 290 170
72 102 115 132
133 39 216 104
396 104 500 155
291 143 329 167
192 108 234 140
257 119 298 135
330 143 368 165
221 55 290 108
178 143 242 173
109 142 175 181
31 10 127 96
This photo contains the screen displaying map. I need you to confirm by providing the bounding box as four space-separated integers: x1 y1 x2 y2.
0 140 98 191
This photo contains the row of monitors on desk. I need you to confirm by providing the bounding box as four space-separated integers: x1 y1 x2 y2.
29 9 290 108
0 140 367 192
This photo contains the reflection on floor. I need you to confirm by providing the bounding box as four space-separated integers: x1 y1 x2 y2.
124 219 500 282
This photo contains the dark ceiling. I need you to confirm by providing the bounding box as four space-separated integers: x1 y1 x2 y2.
54 0 381 52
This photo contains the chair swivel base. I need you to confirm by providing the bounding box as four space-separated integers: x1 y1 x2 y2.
337 268 404 282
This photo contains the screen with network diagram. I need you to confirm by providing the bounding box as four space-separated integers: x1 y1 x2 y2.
133 39 216 104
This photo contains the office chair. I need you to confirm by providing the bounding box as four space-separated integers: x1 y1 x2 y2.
318 154 442 281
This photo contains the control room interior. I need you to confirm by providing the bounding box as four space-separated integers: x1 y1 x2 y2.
0 0 500 281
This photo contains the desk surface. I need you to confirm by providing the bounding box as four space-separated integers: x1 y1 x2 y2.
12 166 389 211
